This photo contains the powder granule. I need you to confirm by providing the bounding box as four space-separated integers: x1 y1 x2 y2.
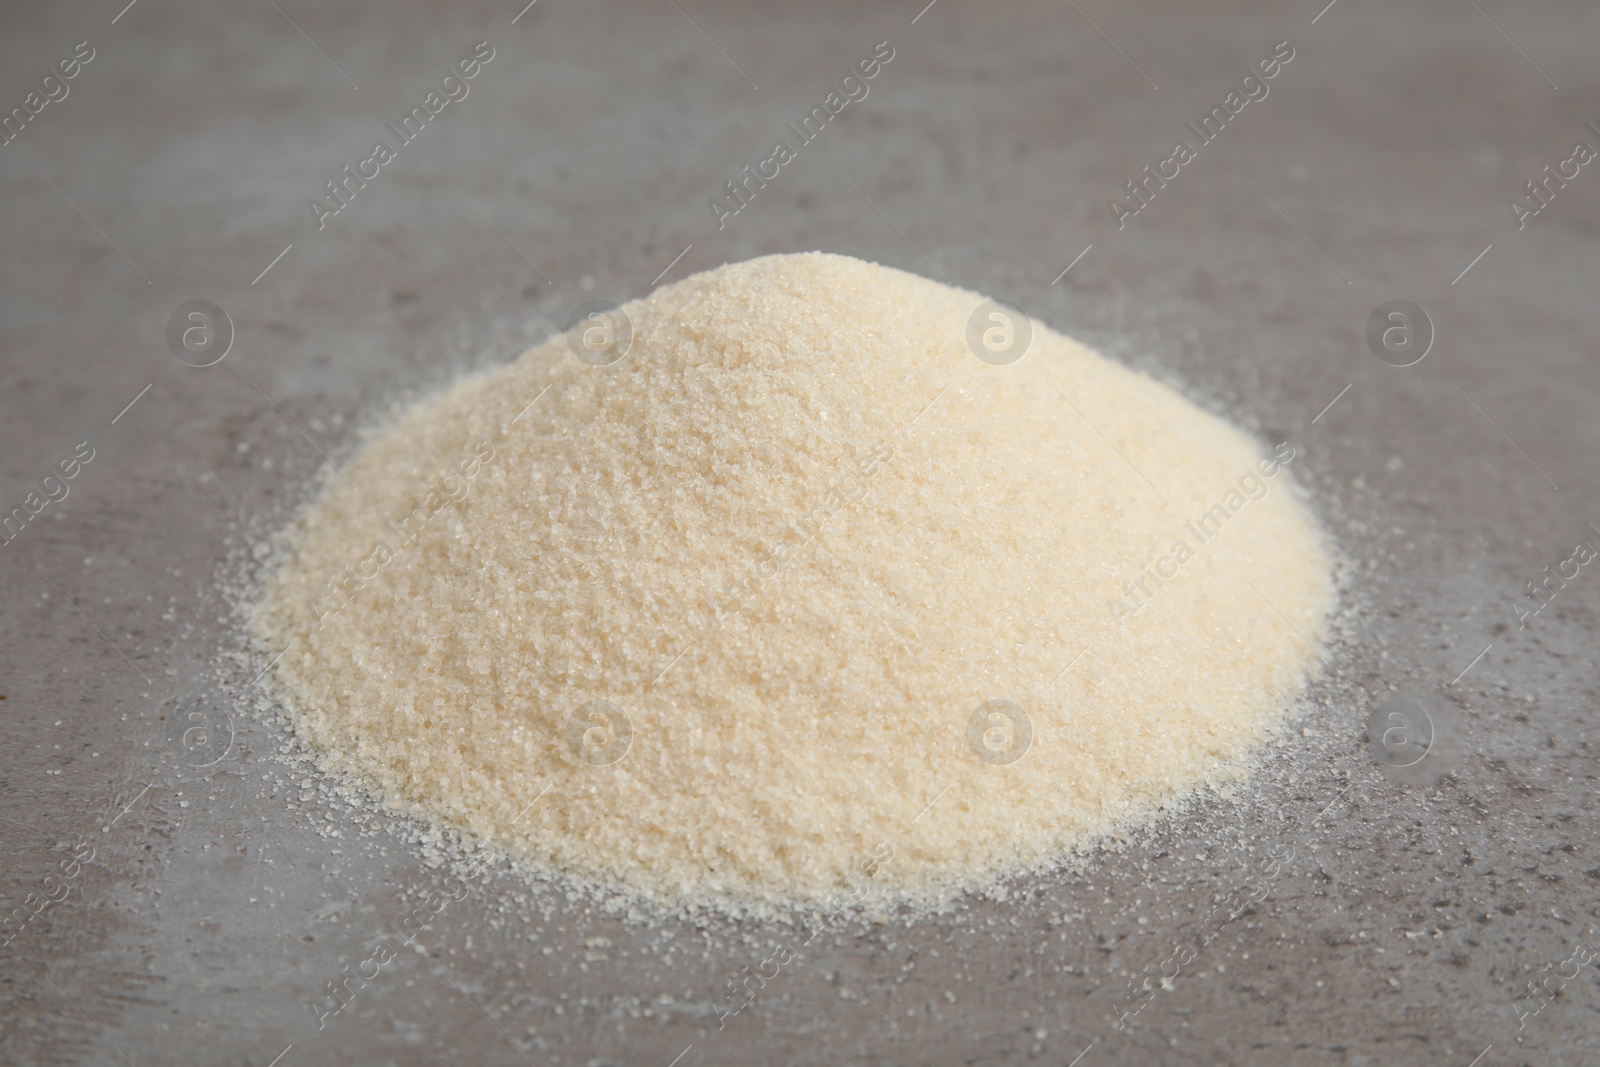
256 252 1333 910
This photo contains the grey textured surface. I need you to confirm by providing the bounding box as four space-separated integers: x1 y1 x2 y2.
3 1 1599 1064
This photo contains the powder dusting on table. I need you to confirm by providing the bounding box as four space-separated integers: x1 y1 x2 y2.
255 252 1333 910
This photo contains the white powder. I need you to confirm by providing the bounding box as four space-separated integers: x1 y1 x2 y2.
256 252 1333 911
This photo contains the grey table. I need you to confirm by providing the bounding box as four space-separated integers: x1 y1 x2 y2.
3 1 1598 1064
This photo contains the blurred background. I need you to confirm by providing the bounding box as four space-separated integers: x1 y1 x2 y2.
2 1 1598 1064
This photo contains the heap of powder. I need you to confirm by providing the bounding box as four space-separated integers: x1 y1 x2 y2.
256 252 1333 910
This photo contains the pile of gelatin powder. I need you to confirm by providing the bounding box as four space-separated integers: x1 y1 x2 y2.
256 252 1332 913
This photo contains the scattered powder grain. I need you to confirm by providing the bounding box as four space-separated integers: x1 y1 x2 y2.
256 252 1333 911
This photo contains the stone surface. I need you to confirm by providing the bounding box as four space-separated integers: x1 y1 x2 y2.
2 1 1597 1064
